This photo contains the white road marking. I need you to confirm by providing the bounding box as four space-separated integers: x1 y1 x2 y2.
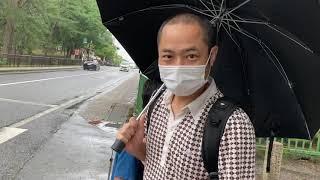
0 97 57 107
9 95 88 128
0 127 27 144
9 72 135 129
0 71 108 87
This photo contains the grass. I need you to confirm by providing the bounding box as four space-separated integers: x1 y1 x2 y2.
256 145 320 163
282 150 320 163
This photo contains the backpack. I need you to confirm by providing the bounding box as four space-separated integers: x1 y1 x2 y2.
146 88 238 180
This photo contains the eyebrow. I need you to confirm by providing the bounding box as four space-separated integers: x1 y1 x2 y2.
161 49 174 53
184 47 199 53
160 47 200 54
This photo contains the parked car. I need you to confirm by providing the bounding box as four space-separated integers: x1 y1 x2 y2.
119 64 130 72
83 59 100 71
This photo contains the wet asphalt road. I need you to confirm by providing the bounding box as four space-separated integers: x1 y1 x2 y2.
0 66 137 179
0 66 135 128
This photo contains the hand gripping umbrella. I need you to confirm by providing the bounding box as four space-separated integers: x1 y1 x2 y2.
96 0 320 152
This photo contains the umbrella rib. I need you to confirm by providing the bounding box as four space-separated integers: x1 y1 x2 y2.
229 22 290 83
209 0 220 15
260 42 293 85
222 21 258 41
226 16 232 36
221 23 241 49
222 0 251 18
259 40 291 86
199 0 217 16
221 18 313 53
267 24 314 53
202 9 221 14
210 0 215 11
189 6 216 18
218 0 225 17
223 21 291 85
225 14 241 33
229 13 244 20
141 59 158 76
304 119 312 140
224 22 312 140
260 43 312 140
222 18 265 24
103 4 215 24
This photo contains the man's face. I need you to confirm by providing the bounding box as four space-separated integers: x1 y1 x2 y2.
158 22 217 68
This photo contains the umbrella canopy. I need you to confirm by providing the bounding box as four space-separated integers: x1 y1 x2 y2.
96 0 320 139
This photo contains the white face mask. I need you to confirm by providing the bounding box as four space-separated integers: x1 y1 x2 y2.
159 54 211 96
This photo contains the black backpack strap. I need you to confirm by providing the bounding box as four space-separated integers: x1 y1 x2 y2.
146 87 166 133
202 97 238 180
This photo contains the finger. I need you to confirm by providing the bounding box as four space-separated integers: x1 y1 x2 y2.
126 126 136 137
119 127 136 144
116 123 132 142
119 123 130 131
122 131 133 141
129 116 136 122
116 134 129 144
129 117 138 129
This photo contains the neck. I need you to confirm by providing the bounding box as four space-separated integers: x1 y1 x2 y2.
172 82 209 109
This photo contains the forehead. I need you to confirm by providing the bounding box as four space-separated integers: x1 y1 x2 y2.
158 23 207 50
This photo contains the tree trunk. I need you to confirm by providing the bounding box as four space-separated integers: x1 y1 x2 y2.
2 19 15 55
67 48 72 58
1 0 19 55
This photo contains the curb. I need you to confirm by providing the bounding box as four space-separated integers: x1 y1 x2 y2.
0 67 82 75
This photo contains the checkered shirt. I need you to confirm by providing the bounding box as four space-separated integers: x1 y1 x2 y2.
143 90 255 180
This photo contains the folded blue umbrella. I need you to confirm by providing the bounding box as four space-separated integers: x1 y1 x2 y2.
111 151 143 180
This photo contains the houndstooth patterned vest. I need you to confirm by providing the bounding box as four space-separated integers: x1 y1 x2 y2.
143 90 255 180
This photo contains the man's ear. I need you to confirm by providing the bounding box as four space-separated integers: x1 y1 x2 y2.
209 46 219 66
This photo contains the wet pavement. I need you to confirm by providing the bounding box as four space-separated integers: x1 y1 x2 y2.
14 72 139 179
16 112 114 180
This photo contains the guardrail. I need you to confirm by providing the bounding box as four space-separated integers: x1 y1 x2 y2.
256 133 320 157
0 54 82 67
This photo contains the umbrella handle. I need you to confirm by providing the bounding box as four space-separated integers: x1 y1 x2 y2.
110 84 165 153
111 139 126 152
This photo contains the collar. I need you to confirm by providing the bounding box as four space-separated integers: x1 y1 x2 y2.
161 77 218 118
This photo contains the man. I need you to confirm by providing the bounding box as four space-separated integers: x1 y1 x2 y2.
117 13 256 179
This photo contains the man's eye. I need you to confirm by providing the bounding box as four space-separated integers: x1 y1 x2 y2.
187 54 197 60
162 55 172 60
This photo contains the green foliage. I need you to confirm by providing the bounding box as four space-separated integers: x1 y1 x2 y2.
0 0 119 61
0 57 7 65
0 0 5 46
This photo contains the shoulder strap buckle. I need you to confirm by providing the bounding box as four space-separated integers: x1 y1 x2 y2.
209 172 219 180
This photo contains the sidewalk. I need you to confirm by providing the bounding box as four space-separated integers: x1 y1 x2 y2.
15 73 139 180
0 66 81 74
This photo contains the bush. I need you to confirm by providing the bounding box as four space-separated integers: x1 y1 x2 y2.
0 58 7 65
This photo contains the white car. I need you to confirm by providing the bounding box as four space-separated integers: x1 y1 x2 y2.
119 64 130 72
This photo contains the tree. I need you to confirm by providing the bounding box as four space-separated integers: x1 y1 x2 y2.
0 0 120 63
1 0 50 54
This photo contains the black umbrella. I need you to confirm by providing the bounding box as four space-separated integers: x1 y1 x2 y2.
96 0 320 140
